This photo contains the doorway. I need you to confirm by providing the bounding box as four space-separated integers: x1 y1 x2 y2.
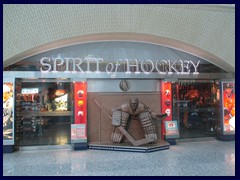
15 79 72 147
172 80 221 139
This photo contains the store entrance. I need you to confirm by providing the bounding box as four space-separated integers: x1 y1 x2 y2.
15 79 72 147
172 81 221 139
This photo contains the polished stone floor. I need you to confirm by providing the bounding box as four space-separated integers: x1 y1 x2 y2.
3 139 235 176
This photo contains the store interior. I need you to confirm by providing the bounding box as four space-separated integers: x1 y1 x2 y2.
172 81 221 139
15 79 72 147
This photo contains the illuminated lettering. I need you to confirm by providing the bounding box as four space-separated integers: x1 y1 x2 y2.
190 60 200 74
106 63 114 73
72 58 84 73
64 58 71 73
169 60 179 74
125 59 139 73
106 61 121 78
179 60 190 74
156 60 167 74
95 58 103 73
53 58 64 72
141 60 154 74
40 57 51 72
39 57 200 76
112 61 120 78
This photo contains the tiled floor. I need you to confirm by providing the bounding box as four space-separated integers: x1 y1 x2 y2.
3 139 235 176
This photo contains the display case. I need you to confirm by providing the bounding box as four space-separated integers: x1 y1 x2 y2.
218 82 235 140
172 81 221 139
3 80 15 147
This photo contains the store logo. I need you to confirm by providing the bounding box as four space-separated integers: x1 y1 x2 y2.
119 80 129 91
39 57 200 76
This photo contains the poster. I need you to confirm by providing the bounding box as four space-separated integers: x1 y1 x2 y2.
3 81 15 145
164 121 179 139
222 82 235 134
71 124 87 143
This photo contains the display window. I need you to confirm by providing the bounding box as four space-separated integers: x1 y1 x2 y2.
172 81 221 138
15 79 72 146
3 81 14 144
222 82 235 134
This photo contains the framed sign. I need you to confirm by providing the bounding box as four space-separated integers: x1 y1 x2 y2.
3 80 15 145
164 121 179 139
71 124 87 143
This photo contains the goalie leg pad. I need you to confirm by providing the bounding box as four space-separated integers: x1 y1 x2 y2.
139 112 158 142
111 112 129 143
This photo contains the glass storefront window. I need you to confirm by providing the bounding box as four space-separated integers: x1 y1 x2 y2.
15 79 72 146
172 81 220 139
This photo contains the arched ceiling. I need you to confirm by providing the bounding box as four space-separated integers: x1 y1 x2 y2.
3 4 235 73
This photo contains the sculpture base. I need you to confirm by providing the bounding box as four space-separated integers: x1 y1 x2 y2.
88 140 170 153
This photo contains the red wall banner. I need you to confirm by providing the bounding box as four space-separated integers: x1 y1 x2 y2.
161 81 172 139
74 81 87 139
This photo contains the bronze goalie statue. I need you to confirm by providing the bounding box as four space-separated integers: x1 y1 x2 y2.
93 97 167 146
111 98 167 145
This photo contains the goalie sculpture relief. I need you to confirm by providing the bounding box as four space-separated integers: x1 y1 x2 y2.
111 98 166 144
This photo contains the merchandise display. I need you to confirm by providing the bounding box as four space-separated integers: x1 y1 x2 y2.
177 82 220 136
55 94 68 111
